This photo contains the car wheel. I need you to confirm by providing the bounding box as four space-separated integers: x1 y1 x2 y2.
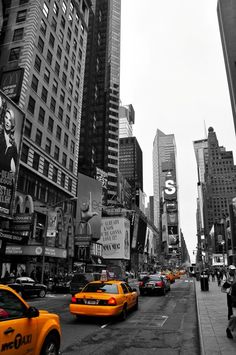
133 298 139 311
39 289 46 298
40 333 60 355
119 305 127 321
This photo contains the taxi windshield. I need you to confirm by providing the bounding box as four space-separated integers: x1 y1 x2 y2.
83 283 118 294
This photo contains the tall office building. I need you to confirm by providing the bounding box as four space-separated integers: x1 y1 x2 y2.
119 104 135 138
0 0 91 275
217 0 236 134
152 129 177 228
119 137 143 196
78 0 121 205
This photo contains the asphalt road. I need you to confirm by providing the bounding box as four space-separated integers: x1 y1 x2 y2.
28 277 200 355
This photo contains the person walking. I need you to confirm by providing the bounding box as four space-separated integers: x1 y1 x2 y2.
221 265 236 338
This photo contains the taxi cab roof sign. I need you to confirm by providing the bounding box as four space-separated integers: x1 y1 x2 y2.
100 269 108 282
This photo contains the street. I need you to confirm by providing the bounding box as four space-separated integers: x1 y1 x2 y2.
27 277 200 355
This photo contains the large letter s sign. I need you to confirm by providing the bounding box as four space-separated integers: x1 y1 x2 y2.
165 180 176 195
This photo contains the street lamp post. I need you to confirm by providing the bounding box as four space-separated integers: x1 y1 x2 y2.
39 197 78 284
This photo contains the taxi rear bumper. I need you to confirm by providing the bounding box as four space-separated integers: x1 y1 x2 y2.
69 303 123 317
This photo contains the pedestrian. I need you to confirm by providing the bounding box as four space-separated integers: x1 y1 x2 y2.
222 265 236 338
216 269 222 286
222 265 236 321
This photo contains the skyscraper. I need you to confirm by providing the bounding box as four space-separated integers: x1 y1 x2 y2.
217 0 236 134
79 0 121 205
119 104 135 138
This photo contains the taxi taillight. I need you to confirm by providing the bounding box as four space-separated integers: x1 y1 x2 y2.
155 281 164 287
107 297 117 306
71 296 77 303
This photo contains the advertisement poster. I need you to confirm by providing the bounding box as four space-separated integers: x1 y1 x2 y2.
76 173 102 241
101 217 130 260
0 90 24 217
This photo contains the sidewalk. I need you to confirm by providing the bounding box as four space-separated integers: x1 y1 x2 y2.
195 278 236 355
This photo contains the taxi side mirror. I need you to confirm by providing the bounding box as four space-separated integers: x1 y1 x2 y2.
25 306 39 318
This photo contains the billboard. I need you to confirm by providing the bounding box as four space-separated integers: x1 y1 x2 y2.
164 171 177 201
100 217 130 260
76 173 102 241
0 68 24 103
0 90 24 218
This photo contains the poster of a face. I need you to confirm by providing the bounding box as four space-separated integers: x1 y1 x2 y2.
0 90 24 217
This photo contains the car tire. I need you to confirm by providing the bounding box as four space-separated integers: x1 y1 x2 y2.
40 333 60 355
119 305 127 321
133 298 139 311
39 289 46 298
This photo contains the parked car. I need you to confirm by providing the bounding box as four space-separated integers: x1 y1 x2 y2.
139 274 170 296
0 284 61 354
70 273 101 295
70 279 138 320
7 277 47 298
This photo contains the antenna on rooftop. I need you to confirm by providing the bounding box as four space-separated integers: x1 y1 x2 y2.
203 120 207 139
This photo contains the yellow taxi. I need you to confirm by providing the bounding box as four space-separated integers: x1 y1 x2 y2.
70 279 138 321
0 284 61 355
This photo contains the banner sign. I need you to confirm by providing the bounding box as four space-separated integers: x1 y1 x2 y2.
0 230 28 244
6 245 67 258
0 90 25 217
0 68 24 103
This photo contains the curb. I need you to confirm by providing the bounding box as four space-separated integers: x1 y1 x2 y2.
194 279 205 355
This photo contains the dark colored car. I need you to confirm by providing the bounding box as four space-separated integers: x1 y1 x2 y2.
7 277 47 298
139 274 170 296
70 273 101 295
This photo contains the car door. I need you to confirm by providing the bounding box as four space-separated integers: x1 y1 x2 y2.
121 283 133 310
125 283 137 308
0 289 37 354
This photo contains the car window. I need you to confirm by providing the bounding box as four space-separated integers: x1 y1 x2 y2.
149 275 162 281
83 283 118 294
125 283 133 293
0 290 27 321
121 283 129 294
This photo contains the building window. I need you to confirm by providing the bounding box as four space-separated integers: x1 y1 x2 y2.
16 10 27 23
67 98 71 112
49 33 55 48
27 96 35 114
61 15 66 29
52 167 58 183
37 36 44 53
70 140 75 155
60 89 65 103
54 146 60 161
56 125 62 141
33 152 40 170
68 82 73 95
41 86 48 103
75 25 78 36
73 39 77 51
67 28 72 40
61 172 65 187
38 107 45 125
73 106 78 120
64 57 68 70
65 115 70 129
58 106 63 121
51 17 57 32
74 90 79 103
21 143 29 163
52 79 58 94
13 28 24 41
34 55 41 72
31 75 38 92
71 52 76 64
62 72 67 86
45 138 51 154
53 2 59 17
43 160 49 177
79 49 82 60
40 18 47 35
70 67 75 80
9 47 21 61
62 1 67 14
35 129 42 146
57 45 62 59
50 97 56 113
72 123 76 136
64 133 68 148
76 76 80 88
69 159 73 173
44 67 50 84
46 50 53 65
48 116 54 133
68 178 72 192
58 30 64 44
65 41 70 55
43 2 49 18
62 152 67 167
55 61 60 76
24 119 32 138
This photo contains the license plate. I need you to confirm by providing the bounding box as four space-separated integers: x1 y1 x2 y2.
147 284 153 288
87 300 97 305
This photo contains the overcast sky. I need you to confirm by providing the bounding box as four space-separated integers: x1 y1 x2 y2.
120 0 236 261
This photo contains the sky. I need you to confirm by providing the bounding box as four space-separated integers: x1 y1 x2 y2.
120 0 236 261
